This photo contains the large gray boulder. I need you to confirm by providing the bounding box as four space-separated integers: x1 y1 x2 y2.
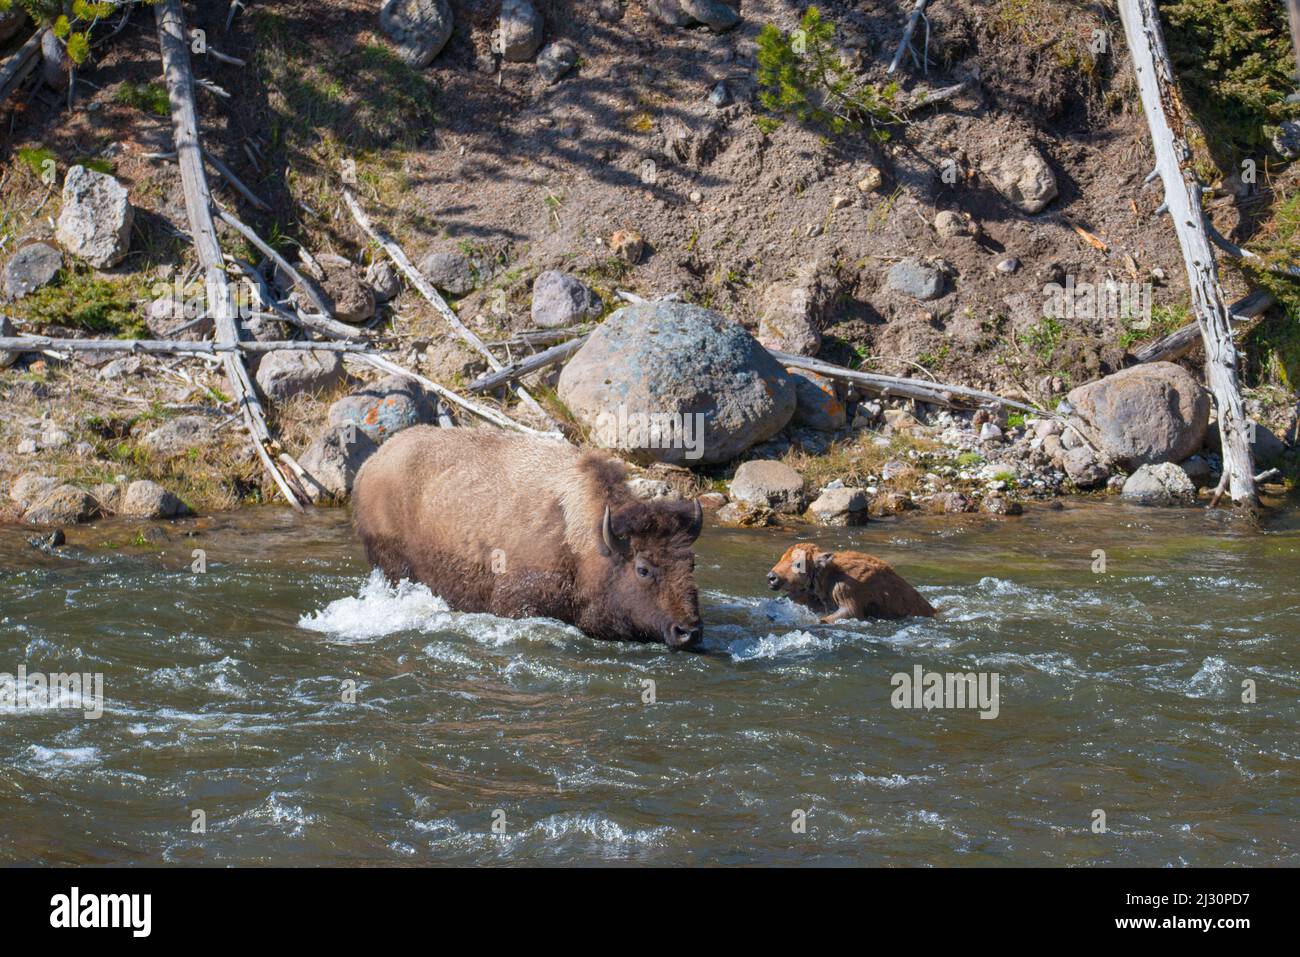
56 166 133 268
254 350 345 403
807 486 868 526
3 242 62 301
557 301 796 465
1066 362 1210 469
531 270 602 328
729 460 804 513
298 424 380 503
120 480 188 518
986 145 1057 214
141 415 217 457
1122 462 1197 506
10 473 60 509
500 0 544 62
379 0 453 67
24 485 97 526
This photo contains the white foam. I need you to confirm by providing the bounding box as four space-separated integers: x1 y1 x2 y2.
299 570 450 642
728 629 835 661
1185 656 1229 699
26 745 100 769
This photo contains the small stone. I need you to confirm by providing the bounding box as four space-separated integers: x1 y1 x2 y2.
981 494 1023 515
254 349 345 403
986 145 1058 214
697 491 726 510
17 438 38 455
379 0 454 67
120 479 188 518
1121 462 1197 506
365 260 402 302
729 459 804 513
996 257 1020 274
417 251 475 296
689 190 703 204
856 166 883 192
707 82 730 107
317 253 376 324
537 40 578 84
1272 120 1300 160
831 194 851 210
886 258 944 301
933 210 967 238
39 428 71 449
531 271 603 329
807 487 869 526
3 242 62 300
609 230 644 265
499 0 544 62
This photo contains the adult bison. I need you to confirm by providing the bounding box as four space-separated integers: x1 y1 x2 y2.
351 427 705 649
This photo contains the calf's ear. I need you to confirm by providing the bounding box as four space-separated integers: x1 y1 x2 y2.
812 551 834 569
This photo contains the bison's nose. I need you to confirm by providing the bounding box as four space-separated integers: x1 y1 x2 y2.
767 572 781 590
667 622 702 649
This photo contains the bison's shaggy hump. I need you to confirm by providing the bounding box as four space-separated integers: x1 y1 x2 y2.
351 426 703 646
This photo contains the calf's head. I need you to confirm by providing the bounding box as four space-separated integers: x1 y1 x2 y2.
768 542 832 599
600 498 704 649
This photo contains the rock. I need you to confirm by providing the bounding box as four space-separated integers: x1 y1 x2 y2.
379 0 453 67
597 0 624 22
1122 462 1197 506
3 242 62 300
756 260 842 355
1179 455 1213 489
24 485 97 526
531 271 602 328
40 28 69 90
141 416 216 457
729 459 804 513
558 301 796 465
317 254 375 323
679 0 741 31
1066 362 1210 468
646 0 693 27
55 166 134 268
0 315 19 369
883 408 923 434
537 40 577 84
91 482 124 515
996 257 1020 275
421 339 483 383
500 0 544 62
365 260 402 302
98 356 143 380
297 424 380 503
627 477 681 501
417 251 475 295
1272 120 1300 160
0 8 29 45
327 374 433 443
254 349 345 403
930 491 974 514
870 491 915 516
788 370 846 432
933 210 967 239
1063 445 1109 488
807 487 868 526
120 480 187 518
987 145 1057 214
708 82 730 108
609 230 644 264
28 529 65 550
10 473 59 509
715 501 775 527
697 491 726 509
856 166 883 192
17 438 37 455
1250 423 1287 467
981 494 1023 515
887 258 944 300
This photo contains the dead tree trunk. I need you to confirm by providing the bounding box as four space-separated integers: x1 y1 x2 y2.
156 0 306 510
1118 0 1258 509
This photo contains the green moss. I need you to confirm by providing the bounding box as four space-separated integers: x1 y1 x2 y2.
113 81 171 117
14 270 149 337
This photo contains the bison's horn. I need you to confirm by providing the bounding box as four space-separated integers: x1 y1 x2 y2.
602 506 629 557
687 498 703 540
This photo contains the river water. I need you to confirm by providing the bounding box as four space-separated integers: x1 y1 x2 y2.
1 499 1296 866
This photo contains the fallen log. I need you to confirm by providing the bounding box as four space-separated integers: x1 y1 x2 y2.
1118 0 1258 509
0 28 43 107
227 256 365 342
215 207 333 316
1131 289 1274 364
468 335 588 393
769 349 1054 417
0 336 374 355
156 0 305 510
341 184 559 429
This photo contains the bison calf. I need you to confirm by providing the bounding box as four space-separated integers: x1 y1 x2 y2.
352 427 704 648
767 542 935 622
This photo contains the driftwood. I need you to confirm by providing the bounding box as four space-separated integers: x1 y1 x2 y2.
0 28 43 106
770 350 1052 417
1119 0 1258 509
1131 289 1274 364
0 336 374 355
226 256 364 341
156 0 305 510
214 206 333 315
898 80 967 115
341 185 559 428
468 335 588 393
888 0 932 75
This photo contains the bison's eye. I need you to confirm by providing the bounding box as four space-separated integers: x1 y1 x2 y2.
635 560 653 579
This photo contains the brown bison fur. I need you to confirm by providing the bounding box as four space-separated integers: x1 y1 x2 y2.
767 542 936 622
351 427 704 647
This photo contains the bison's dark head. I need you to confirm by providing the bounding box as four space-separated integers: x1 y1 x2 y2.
599 498 704 649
